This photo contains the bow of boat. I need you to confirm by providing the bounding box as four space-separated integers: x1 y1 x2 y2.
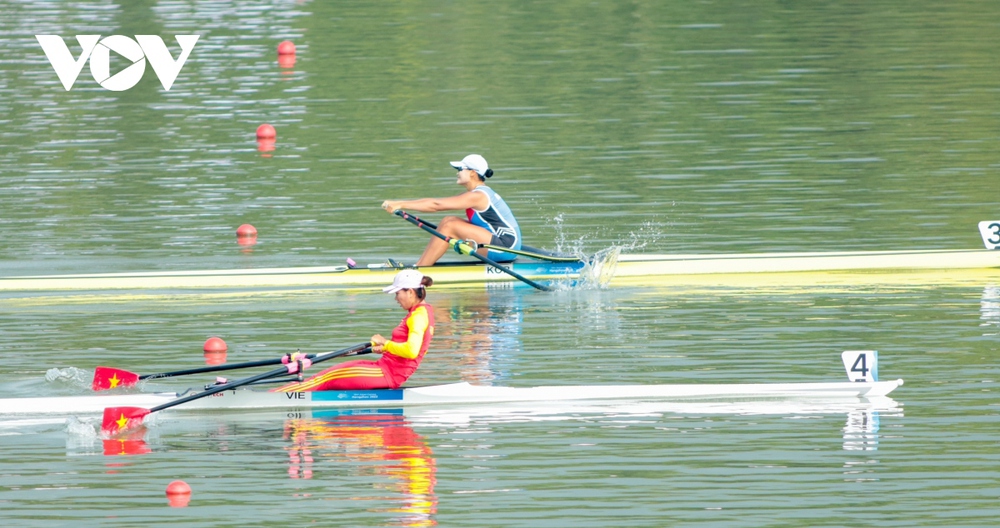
401 379 904 403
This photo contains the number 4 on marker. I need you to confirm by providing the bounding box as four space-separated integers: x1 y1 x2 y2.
842 350 879 382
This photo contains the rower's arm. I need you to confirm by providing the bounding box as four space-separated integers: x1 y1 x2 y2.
383 307 429 360
385 192 487 213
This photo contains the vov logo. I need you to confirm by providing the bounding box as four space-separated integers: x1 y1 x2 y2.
36 35 199 91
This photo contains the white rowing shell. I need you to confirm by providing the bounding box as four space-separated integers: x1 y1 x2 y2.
0 380 904 416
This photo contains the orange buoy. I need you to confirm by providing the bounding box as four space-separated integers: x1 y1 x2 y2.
256 123 276 139
203 336 228 353
166 480 191 495
166 480 192 508
277 40 296 55
237 224 258 244
236 224 257 237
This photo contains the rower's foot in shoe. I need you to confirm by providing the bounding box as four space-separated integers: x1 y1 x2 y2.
365 259 414 270
387 258 417 269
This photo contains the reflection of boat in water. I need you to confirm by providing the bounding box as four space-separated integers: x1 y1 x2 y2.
396 396 901 426
982 285 1000 336
284 410 437 527
35 395 900 470
843 408 882 452
67 409 440 525
65 398 899 458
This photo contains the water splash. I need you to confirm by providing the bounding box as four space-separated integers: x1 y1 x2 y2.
66 415 100 440
618 220 667 253
579 246 621 289
66 415 156 456
549 213 588 258
45 367 89 389
543 215 666 289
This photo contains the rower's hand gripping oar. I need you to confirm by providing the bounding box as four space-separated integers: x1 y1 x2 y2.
92 350 323 391
394 210 552 291
101 342 372 436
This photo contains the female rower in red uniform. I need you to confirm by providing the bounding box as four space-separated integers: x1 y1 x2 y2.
275 270 434 391
381 154 522 267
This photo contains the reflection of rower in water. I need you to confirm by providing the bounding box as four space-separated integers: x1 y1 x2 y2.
380 154 522 266
284 411 437 527
274 270 434 391
433 288 523 385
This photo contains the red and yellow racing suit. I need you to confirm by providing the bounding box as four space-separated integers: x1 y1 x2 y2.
276 302 434 391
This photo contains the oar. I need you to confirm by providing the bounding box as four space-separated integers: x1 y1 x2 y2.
400 215 580 262
394 210 552 291
92 351 321 391
101 342 372 436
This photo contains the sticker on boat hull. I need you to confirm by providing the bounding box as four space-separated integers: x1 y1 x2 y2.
485 261 586 279
312 389 404 401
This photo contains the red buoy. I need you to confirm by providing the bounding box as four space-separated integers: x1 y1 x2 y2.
277 40 296 55
166 480 192 508
236 224 257 237
166 480 191 495
203 336 227 353
256 123 276 139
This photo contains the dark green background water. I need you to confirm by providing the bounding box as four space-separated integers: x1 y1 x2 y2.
1 1 999 526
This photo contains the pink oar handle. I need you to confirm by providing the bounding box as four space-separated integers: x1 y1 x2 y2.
285 357 313 374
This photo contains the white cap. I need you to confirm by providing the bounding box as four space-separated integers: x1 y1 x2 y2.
382 269 424 294
449 154 489 176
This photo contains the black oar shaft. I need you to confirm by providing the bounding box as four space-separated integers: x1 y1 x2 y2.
139 355 314 381
147 343 371 414
149 368 284 413
395 210 552 291
407 214 579 263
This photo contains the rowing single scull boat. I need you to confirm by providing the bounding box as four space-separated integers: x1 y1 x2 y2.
2 220 997 293
1 248 998 293
0 351 901 432
0 379 903 416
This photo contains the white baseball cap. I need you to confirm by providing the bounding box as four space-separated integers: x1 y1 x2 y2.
382 269 425 294
449 154 489 176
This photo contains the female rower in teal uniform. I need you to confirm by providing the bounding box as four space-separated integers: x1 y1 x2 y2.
381 154 522 267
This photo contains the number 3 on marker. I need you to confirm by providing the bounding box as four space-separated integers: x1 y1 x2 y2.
979 221 1000 249
842 350 878 382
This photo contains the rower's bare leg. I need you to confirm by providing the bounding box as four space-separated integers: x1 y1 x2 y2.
415 216 494 267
